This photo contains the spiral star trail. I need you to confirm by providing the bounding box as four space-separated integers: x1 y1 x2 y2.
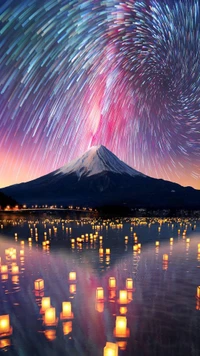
0 0 199 189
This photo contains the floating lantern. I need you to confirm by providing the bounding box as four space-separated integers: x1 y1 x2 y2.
96 287 104 301
186 238 190 243
114 316 130 338
106 249 110 255
170 238 173 243
155 241 159 247
118 290 128 304
126 278 133 290
0 338 11 349
104 342 118 356
124 236 128 241
44 308 57 326
60 302 74 320
163 254 168 261
0 315 12 336
11 265 19 275
109 277 116 289
69 272 76 282
21 241 24 246
20 250 24 256
41 297 51 313
99 248 104 255
0 265 8 274
63 321 72 335
133 245 138 252
117 341 127 351
34 279 44 291
197 286 200 298
137 243 141 249
28 238 32 242
134 236 138 243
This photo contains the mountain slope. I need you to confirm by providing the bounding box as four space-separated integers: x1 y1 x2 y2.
1 145 200 209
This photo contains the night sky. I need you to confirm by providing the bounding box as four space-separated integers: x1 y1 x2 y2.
0 0 199 189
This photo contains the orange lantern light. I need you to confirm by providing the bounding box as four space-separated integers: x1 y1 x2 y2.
69 272 76 282
69 284 76 294
44 329 56 341
0 315 12 336
104 342 118 356
63 321 72 335
197 286 200 298
109 277 116 289
106 249 110 255
41 297 51 313
60 302 74 319
133 245 138 252
114 316 129 338
99 248 104 255
170 238 173 243
120 306 127 315
163 254 168 261
11 265 19 275
34 279 44 291
0 265 8 274
95 302 104 313
126 278 133 290
155 241 159 247
118 290 128 304
44 308 57 326
96 287 104 301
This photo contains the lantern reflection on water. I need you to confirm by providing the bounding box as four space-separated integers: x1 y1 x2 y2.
95 302 104 313
63 321 72 335
0 315 12 336
0 265 8 274
197 286 200 298
34 279 44 291
11 265 19 275
0 338 11 350
104 342 118 356
60 302 74 319
69 284 76 294
44 329 56 341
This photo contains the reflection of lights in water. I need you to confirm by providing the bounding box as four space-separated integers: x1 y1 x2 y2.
1 274 8 281
109 290 116 301
117 340 127 351
95 301 104 313
44 329 56 341
106 255 110 266
120 306 127 315
109 277 116 289
196 286 200 298
126 278 133 291
69 284 76 295
63 321 72 336
0 338 11 350
1 265 8 274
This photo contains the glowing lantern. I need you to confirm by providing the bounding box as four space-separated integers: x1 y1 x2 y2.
106 249 110 255
0 338 11 349
133 245 138 252
114 316 129 338
163 254 168 261
0 315 12 336
186 238 190 243
170 238 173 243
69 272 76 282
99 248 104 255
118 290 128 304
109 277 116 289
96 287 104 301
0 265 8 274
44 329 56 341
126 278 133 290
155 241 159 247
197 286 200 298
104 342 118 356
44 308 57 326
34 279 44 291
21 241 24 246
11 265 19 275
63 321 72 335
138 243 141 249
20 250 24 256
60 302 74 319
41 297 51 313
124 236 128 241
28 238 32 242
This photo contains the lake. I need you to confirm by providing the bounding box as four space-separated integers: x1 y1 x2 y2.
0 213 199 355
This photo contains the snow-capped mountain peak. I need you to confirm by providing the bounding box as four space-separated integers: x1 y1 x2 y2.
55 145 144 178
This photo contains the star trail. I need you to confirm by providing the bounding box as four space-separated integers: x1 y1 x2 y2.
0 0 199 189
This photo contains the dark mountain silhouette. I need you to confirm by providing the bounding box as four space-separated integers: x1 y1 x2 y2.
1 145 200 209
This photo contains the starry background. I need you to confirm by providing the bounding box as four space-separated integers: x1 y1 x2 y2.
0 0 199 189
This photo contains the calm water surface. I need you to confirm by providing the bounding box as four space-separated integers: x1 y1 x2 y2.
0 214 199 356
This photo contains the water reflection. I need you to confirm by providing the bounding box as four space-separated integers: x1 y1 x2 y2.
0 215 199 355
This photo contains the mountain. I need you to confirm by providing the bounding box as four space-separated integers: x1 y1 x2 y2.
0 191 18 209
1 145 200 209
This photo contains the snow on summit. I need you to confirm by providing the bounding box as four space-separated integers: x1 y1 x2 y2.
56 145 144 178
